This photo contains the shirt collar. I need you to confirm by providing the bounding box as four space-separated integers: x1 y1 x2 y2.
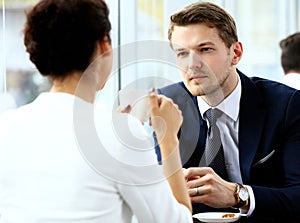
197 75 241 122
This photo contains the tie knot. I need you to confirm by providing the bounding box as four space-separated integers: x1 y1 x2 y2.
205 108 222 125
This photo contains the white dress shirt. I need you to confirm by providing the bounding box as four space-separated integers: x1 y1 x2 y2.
281 72 300 90
197 77 255 216
0 92 192 223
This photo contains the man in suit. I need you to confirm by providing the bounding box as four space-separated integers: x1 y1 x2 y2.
157 2 300 222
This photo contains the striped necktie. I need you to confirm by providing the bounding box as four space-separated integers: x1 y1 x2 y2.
203 108 228 180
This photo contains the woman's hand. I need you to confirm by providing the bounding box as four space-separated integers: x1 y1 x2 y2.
117 104 131 113
149 90 182 149
149 89 192 213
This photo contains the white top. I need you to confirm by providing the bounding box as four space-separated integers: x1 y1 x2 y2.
281 72 300 90
197 77 255 216
0 92 192 223
0 93 16 114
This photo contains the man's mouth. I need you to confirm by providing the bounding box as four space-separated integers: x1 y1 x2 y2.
189 76 207 82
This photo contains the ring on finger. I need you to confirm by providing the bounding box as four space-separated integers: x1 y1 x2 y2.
195 187 199 196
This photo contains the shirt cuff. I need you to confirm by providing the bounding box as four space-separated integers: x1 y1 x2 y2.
240 185 255 216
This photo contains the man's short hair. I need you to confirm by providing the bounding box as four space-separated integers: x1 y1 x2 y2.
168 2 238 49
280 32 300 74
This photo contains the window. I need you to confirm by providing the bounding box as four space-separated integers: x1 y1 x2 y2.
1 0 299 113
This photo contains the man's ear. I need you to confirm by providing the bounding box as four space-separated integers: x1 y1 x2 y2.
231 41 243 65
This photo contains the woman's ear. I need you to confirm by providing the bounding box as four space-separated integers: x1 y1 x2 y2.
92 36 112 60
99 35 112 54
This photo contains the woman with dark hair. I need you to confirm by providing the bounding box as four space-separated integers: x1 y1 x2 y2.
0 0 192 222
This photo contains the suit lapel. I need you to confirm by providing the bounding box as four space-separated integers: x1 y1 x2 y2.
177 83 207 167
159 83 206 167
238 72 266 183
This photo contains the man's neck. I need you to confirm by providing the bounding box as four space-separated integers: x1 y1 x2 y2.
202 72 239 107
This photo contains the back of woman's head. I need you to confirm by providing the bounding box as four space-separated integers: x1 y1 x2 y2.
24 0 111 78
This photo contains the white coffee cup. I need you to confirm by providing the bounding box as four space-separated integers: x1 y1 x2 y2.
118 89 151 122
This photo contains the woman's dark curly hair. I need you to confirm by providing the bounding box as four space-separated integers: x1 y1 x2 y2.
24 0 111 78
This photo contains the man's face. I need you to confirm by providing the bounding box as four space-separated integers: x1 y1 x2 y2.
170 23 241 99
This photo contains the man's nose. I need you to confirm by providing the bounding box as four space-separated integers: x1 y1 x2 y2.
188 51 201 70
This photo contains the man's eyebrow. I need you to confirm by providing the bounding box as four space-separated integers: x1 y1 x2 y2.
197 42 215 47
173 42 216 51
173 47 186 52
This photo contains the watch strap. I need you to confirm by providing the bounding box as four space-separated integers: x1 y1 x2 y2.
232 183 248 208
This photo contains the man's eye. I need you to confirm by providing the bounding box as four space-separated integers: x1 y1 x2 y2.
176 51 188 57
200 47 213 52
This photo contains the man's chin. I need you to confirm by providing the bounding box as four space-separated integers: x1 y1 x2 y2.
190 88 205 97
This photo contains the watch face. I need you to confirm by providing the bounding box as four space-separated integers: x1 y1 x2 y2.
239 188 249 201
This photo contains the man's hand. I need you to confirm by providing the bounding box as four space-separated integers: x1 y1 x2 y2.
183 167 237 208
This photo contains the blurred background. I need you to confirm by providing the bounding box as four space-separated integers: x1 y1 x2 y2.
0 0 299 112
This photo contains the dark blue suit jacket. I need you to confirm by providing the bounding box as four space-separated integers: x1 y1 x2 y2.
158 70 300 222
